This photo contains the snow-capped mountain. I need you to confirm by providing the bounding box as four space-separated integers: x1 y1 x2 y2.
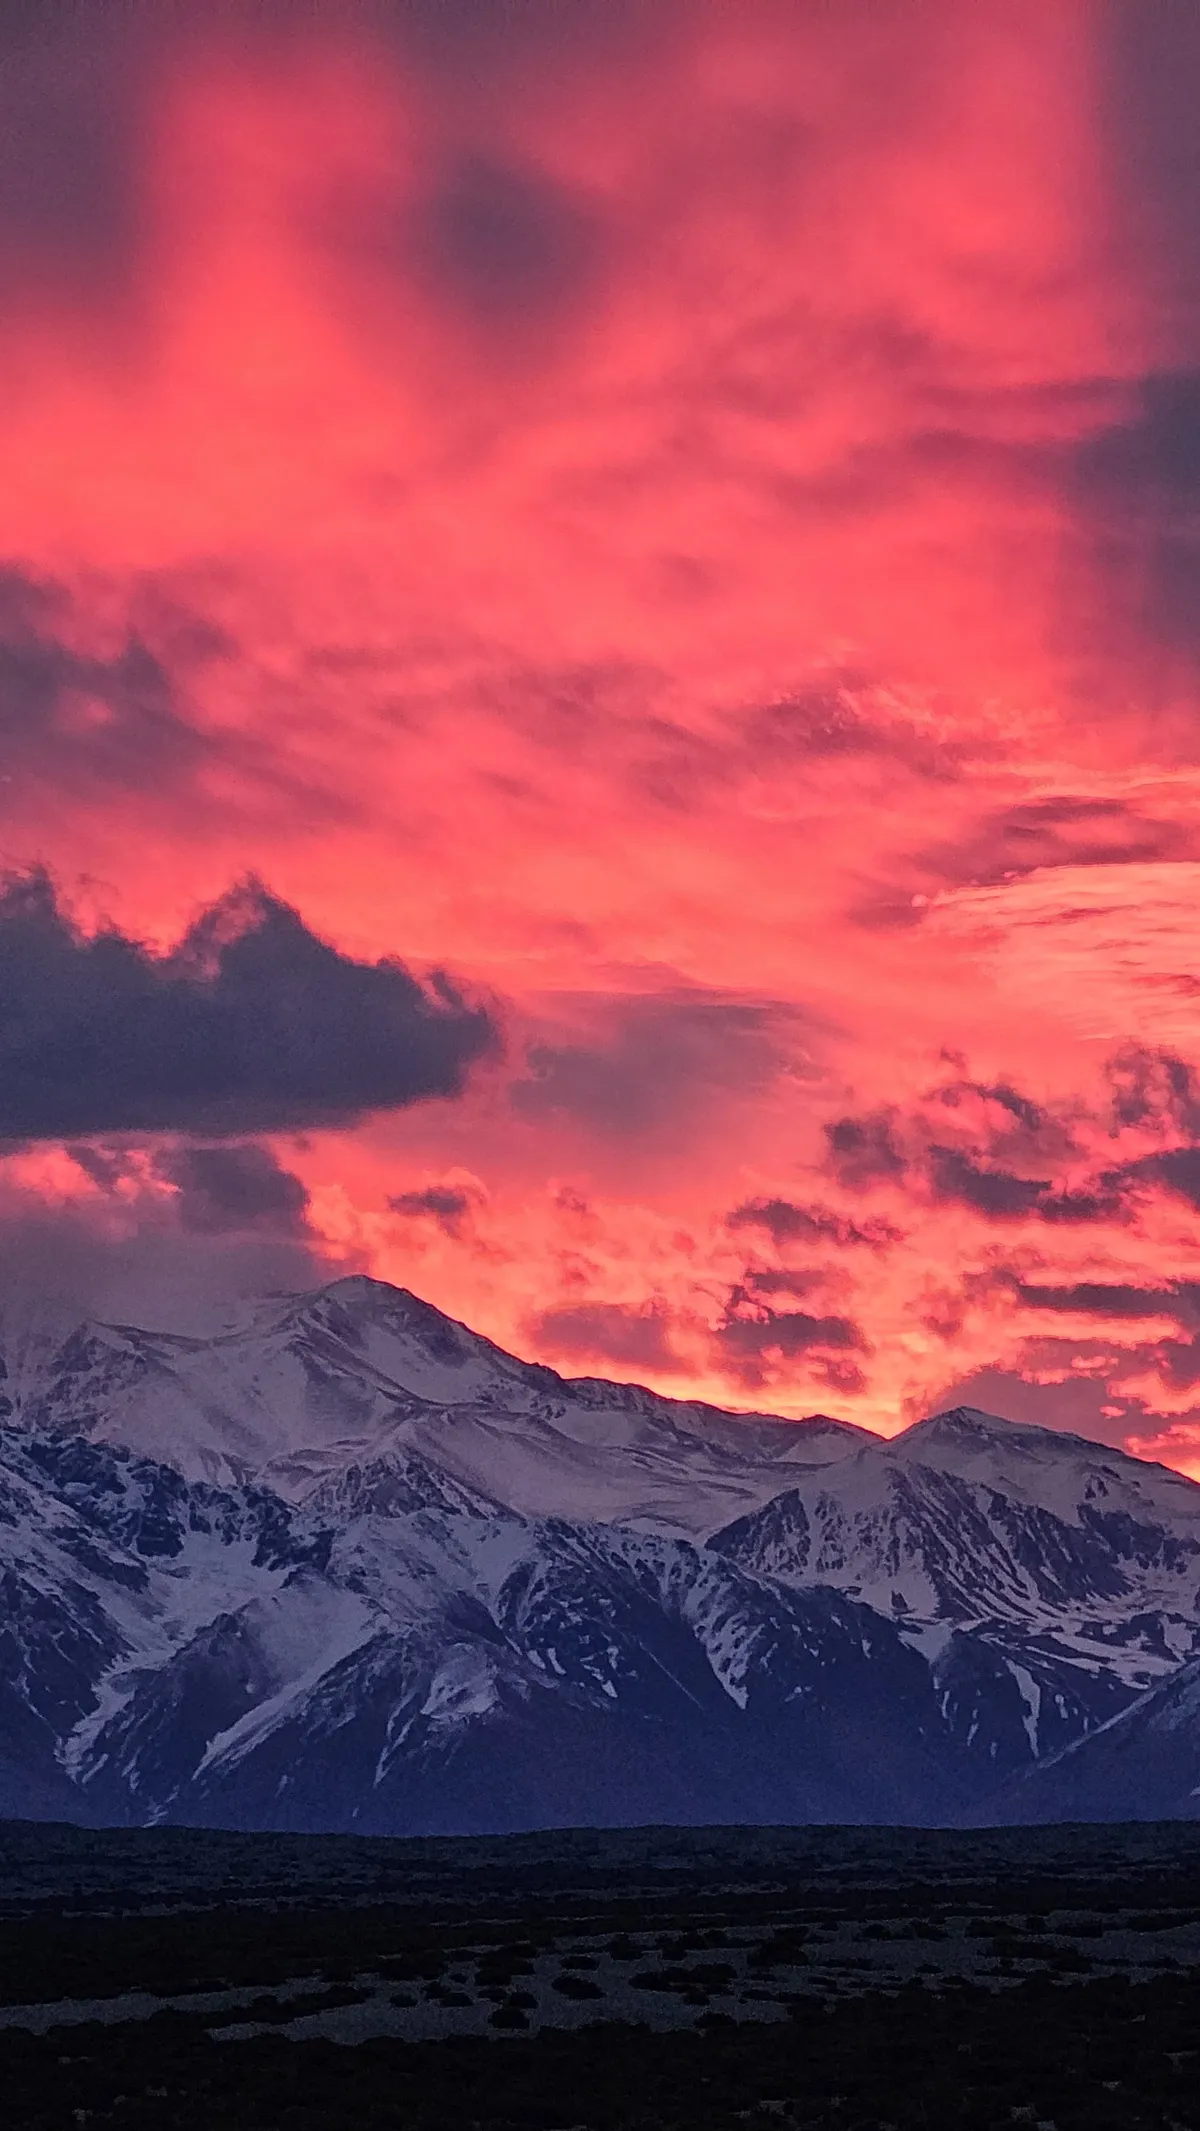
3 1276 1200 1831
14 1277 866 1536
0 1420 973 1831
0 1425 321 1823
711 1407 1200 1777
713 1406 1200 1652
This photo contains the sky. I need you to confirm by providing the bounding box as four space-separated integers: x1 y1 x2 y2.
5 1 1200 1475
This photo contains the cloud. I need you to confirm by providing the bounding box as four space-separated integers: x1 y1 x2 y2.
390 1182 471 1220
738 689 963 781
529 1299 686 1375
1105 1044 1200 1132
824 1110 907 1188
626 684 967 816
1078 371 1200 511
920 797 1193 891
726 1195 899 1248
152 1143 310 1236
935 1077 1044 1131
0 566 211 798
926 1146 1125 1224
387 1178 485 1236
1071 371 1200 670
1106 0 1200 310
390 0 679 74
716 1289 868 1391
0 14 145 308
0 565 326 828
510 991 806 1136
0 1154 337 1338
735 1269 828 1302
927 1146 1049 1217
1130 1147 1200 1208
7 7 1200 1463
0 872 497 1141
1126 1416 1200 1483
1014 1279 1200 1327
410 154 605 339
823 1065 1165 1226
0 1210 331 1340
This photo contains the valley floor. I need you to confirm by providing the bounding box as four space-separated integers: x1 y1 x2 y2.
1 1820 1199 2127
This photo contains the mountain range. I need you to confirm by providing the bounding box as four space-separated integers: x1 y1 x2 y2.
1 1274 1198 1832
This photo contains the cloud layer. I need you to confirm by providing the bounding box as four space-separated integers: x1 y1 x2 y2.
0 874 495 1139
4 9 1200 1471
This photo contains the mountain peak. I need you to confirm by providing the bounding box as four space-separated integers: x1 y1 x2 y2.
266 1276 503 1365
317 1274 423 1309
882 1406 1200 1524
910 1404 1005 1435
897 1406 1121 1461
288 1274 447 1325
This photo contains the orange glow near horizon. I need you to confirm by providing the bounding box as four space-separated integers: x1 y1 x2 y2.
6 5 1200 1474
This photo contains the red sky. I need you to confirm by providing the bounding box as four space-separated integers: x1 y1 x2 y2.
5 2 1200 1475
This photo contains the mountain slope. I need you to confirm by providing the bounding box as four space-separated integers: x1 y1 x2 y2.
7 1281 1200 1832
16 1277 866 1536
994 1656 1200 1823
0 1421 977 1833
0 1426 321 1820
94 1516 972 1835
712 1409 1200 1676
711 1406 1200 1779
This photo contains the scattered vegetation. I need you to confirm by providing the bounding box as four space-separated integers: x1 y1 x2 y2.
3 1824 1200 2125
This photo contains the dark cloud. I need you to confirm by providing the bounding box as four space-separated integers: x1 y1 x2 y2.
736 1270 827 1301
1148 1339 1200 1393
726 1195 899 1249
1078 374 1200 511
824 1109 906 1188
1129 1146 1200 1208
389 0 681 73
1106 0 1200 318
412 154 604 335
511 992 803 1136
1072 372 1200 667
637 687 965 817
823 1062 1171 1226
0 15 145 307
919 797 1191 893
927 1147 1049 1218
1033 1185 1129 1224
497 668 964 818
716 1295 867 1389
0 1127 336 1337
933 1077 1045 1130
0 564 321 824
0 872 497 1141
626 717 729 812
926 1146 1121 1224
0 1190 335 1340
1105 1044 1200 1133
388 1183 473 1233
740 689 962 781
64 1134 311 1239
0 566 211 798
530 1300 685 1375
823 1044 1200 1231
744 689 885 761
153 1143 310 1237
1015 1279 1200 1327
814 1356 869 1396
